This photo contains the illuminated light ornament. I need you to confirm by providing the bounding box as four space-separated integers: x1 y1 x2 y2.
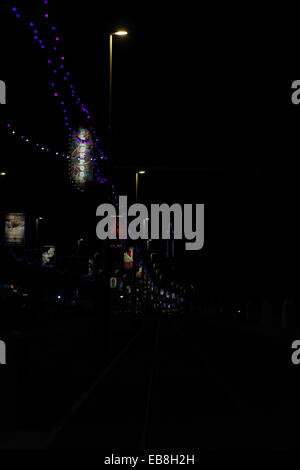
10 4 106 182
69 128 94 190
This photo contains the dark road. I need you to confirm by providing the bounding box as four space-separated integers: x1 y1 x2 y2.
45 315 300 450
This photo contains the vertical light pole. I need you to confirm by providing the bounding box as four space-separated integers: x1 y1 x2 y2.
103 30 128 326
134 170 146 314
77 238 83 253
136 170 146 203
35 217 43 247
108 30 128 134
108 34 113 134
107 30 128 195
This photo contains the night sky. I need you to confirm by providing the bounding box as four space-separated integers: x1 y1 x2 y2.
0 3 299 296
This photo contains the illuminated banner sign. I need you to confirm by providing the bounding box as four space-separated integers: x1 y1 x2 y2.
70 128 94 189
0 80 6 104
42 245 56 268
123 247 134 269
4 212 25 246
136 265 143 279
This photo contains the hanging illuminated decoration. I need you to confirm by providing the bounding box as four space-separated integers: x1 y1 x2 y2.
9 3 107 188
4 212 26 246
7 122 68 158
69 128 94 190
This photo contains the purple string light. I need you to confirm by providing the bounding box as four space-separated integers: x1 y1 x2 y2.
10 2 107 187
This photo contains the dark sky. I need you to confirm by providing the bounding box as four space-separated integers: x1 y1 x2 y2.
2 3 299 168
0 3 299 293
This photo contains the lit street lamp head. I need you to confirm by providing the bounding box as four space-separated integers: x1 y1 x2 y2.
114 30 128 36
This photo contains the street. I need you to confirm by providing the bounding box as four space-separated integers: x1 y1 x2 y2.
45 314 300 450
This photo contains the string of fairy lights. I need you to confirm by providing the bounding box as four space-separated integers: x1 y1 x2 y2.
8 2 108 189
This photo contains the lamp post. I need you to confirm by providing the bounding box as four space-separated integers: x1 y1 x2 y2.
78 238 84 253
136 170 146 203
106 30 128 198
102 30 128 327
35 217 43 247
108 30 128 133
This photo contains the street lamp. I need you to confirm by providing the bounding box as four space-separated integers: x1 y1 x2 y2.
77 238 84 252
108 30 128 131
103 29 128 327
136 170 146 203
35 217 44 246
0 172 6 176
